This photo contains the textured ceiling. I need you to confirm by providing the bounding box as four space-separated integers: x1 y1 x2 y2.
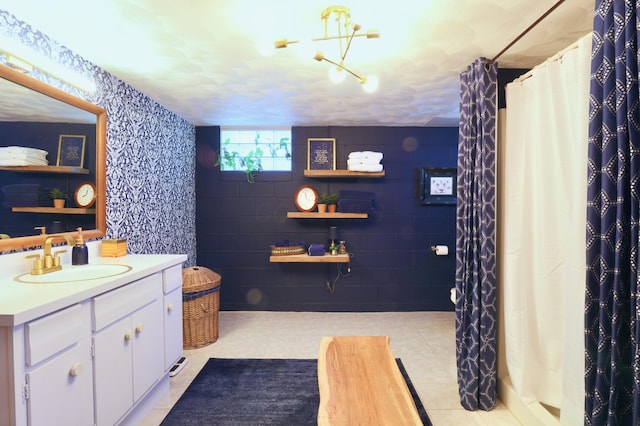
1 0 595 127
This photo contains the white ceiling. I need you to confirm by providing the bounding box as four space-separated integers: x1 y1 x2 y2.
1 0 595 127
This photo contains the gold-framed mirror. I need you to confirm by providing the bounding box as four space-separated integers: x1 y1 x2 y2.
0 64 106 251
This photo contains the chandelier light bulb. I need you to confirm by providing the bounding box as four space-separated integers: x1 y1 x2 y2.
329 66 346 83
361 75 379 93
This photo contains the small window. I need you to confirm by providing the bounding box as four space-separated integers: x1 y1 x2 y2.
219 128 292 172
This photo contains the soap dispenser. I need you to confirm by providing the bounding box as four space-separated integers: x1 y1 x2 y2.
72 227 89 265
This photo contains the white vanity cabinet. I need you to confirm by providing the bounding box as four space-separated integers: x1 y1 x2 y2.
162 265 183 371
23 303 94 426
0 254 186 426
92 273 163 426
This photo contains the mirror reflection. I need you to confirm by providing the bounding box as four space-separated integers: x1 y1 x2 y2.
0 65 106 250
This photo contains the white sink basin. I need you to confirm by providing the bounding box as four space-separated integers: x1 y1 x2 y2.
15 264 132 284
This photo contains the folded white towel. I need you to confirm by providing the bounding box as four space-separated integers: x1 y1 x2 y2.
0 158 49 166
0 152 47 160
0 147 49 166
0 146 48 157
362 151 383 162
348 151 383 161
0 154 47 163
347 158 382 166
347 163 384 172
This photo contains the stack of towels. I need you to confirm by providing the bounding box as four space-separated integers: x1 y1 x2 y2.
1 184 50 208
347 151 383 172
0 146 49 166
337 189 376 214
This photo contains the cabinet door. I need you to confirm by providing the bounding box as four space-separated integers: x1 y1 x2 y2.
27 337 93 426
93 315 133 426
163 287 183 371
132 299 163 402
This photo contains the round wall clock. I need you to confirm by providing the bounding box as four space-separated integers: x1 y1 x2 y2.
74 181 96 208
294 185 318 212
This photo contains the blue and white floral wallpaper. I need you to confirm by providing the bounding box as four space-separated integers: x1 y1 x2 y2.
0 9 197 266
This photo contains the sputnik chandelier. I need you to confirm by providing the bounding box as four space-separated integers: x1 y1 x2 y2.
274 5 380 92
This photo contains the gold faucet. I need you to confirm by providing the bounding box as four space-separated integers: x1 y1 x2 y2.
27 234 76 275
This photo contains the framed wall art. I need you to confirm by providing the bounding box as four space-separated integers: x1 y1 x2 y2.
56 134 86 168
307 138 336 170
420 167 457 205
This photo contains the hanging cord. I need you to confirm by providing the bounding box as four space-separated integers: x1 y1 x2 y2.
326 256 353 293
489 0 566 64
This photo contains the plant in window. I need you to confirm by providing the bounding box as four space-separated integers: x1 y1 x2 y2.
216 129 292 182
267 137 291 160
215 136 264 183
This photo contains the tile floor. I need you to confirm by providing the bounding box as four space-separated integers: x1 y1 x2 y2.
141 311 520 425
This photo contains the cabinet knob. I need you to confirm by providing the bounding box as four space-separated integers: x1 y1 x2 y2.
135 323 144 334
124 330 133 341
69 362 84 377
167 303 174 312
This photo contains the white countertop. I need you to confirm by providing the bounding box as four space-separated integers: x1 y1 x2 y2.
0 252 187 327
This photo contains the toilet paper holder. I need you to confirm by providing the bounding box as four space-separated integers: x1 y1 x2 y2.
430 245 449 256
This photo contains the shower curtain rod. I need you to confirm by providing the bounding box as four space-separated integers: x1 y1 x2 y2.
514 35 584 83
489 0 565 63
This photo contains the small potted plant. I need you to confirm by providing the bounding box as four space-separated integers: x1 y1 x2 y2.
326 193 339 213
50 188 67 208
318 193 339 213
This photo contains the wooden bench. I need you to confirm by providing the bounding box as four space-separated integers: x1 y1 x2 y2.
317 336 423 425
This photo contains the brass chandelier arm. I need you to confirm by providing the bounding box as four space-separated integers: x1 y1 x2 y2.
274 5 379 91
315 54 364 83
275 32 378 49
340 24 362 63
311 32 376 43
274 38 302 49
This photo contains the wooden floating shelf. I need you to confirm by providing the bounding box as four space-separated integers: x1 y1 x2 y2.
0 165 90 174
270 253 350 263
12 207 96 215
287 212 368 219
304 169 385 178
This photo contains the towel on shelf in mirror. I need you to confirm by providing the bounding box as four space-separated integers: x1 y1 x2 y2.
1 184 50 207
1 184 43 194
0 146 49 166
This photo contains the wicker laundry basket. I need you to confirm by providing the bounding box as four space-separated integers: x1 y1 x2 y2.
182 266 221 349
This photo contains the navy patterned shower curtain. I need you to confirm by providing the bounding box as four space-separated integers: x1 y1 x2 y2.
585 1 640 425
455 58 497 411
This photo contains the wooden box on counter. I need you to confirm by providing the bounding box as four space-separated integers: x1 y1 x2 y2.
101 239 127 257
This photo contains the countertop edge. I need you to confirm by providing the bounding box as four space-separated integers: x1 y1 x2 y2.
0 254 188 327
